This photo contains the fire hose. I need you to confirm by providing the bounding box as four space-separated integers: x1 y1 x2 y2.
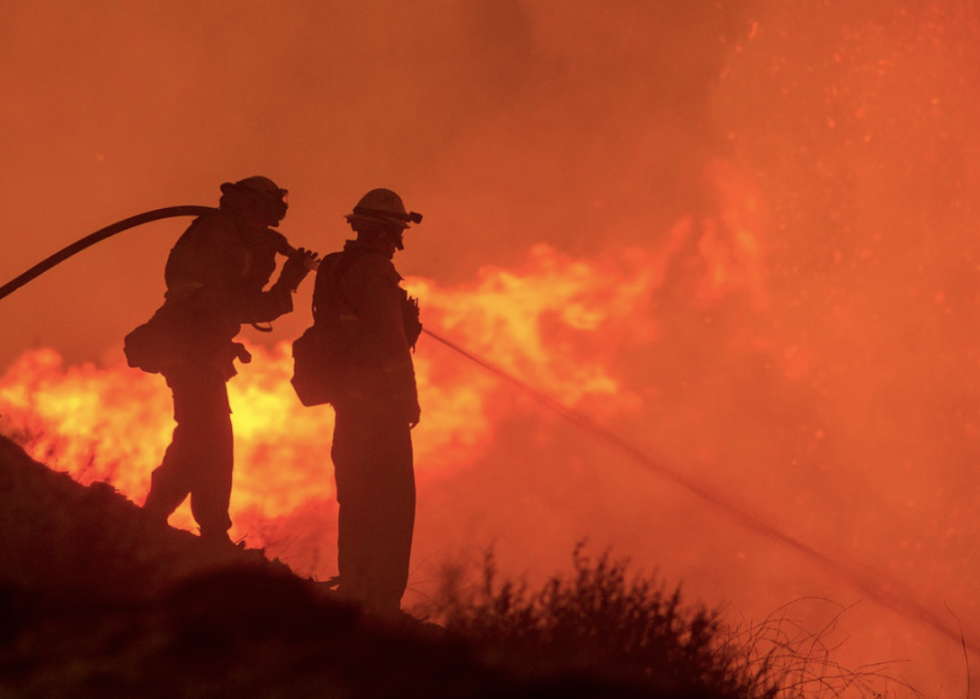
1 209 973 653
422 328 979 655
0 206 313 304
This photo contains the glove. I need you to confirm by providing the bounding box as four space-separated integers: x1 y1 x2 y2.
231 342 252 364
277 248 319 292
400 292 422 349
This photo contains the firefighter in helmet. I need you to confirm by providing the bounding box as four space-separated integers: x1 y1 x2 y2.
131 176 318 545
313 187 423 612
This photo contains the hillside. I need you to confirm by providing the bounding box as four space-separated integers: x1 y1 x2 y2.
0 434 771 698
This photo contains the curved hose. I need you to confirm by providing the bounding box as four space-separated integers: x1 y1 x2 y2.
0 205 219 303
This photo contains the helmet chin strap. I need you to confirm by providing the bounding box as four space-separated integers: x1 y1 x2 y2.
354 223 403 252
389 229 405 251
374 229 404 255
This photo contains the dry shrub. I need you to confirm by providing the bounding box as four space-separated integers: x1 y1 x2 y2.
724 599 920 699
421 542 778 699
419 543 919 699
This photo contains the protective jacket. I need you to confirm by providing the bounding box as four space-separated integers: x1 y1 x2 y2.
313 239 420 420
138 207 299 541
317 237 421 611
127 210 295 378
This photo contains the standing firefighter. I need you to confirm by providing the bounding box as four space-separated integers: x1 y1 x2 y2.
126 176 317 546
298 188 422 613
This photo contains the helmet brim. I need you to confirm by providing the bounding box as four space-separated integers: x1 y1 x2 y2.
343 213 410 230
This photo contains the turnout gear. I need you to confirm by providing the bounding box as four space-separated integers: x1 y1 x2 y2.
332 401 415 612
141 367 234 538
126 211 298 377
297 190 422 612
291 242 422 416
135 177 312 539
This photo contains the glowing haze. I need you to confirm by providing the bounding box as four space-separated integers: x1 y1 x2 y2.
2 1 980 695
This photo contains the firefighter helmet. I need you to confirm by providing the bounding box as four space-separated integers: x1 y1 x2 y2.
344 188 422 230
220 176 289 225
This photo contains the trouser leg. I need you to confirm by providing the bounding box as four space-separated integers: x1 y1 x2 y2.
333 406 415 612
142 425 195 522
188 411 234 538
142 368 233 537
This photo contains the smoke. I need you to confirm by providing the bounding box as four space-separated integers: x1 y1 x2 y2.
0 0 755 364
4 0 980 695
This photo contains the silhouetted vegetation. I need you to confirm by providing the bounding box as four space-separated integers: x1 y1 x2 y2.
419 546 915 699
721 598 919 699
419 544 773 699
0 434 914 698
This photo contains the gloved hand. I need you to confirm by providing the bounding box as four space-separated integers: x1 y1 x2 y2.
277 247 319 292
219 342 253 380
400 292 422 350
231 342 252 364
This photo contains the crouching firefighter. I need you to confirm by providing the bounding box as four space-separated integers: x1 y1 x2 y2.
125 176 318 546
292 188 423 612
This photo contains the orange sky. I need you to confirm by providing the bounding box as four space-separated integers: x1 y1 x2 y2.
3 2 980 696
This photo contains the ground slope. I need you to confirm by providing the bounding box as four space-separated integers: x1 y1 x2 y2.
0 435 672 698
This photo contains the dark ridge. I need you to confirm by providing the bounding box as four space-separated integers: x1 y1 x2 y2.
0 435 758 698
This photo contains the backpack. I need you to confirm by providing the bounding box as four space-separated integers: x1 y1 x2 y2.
123 311 175 375
290 248 423 407
290 253 354 407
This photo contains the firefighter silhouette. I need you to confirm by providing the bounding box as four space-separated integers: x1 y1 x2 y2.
307 188 423 612
126 176 317 545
